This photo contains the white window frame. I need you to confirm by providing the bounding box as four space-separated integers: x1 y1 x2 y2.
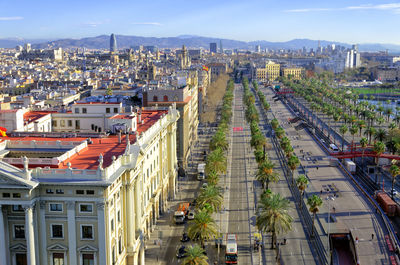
80 224 94 240
49 203 63 213
13 224 25 239
79 203 93 214
50 223 64 239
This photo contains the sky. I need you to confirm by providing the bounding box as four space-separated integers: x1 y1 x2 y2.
1 0 400 44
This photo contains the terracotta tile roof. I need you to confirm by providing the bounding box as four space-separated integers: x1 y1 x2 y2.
74 102 121 105
109 114 135 120
1 110 169 170
23 111 55 123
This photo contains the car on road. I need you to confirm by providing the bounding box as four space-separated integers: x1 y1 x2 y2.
181 233 190 242
176 245 187 259
187 211 195 220
329 144 339 152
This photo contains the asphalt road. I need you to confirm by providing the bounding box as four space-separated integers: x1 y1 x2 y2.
228 83 255 264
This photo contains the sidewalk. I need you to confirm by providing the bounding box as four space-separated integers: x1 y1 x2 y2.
145 124 220 265
264 87 391 264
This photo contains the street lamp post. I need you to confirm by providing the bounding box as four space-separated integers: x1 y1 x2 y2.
326 195 335 261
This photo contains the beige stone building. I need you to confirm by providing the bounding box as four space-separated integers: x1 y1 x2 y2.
0 106 179 265
254 61 280 82
143 81 198 168
281 67 304 80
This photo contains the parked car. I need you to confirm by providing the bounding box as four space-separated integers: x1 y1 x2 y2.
176 245 187 259
181 232 190 242
187 211 195 220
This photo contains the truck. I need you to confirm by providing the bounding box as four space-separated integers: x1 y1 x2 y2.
197 163 206 180
375 191 397 217
174 202 190 224
344 159 356 174
225 234 238 264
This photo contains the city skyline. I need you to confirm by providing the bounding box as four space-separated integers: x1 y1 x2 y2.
1 0 400 44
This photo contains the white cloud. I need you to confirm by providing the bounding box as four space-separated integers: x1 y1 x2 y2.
0 16 23 21
285 3 400 13
131 22 163 26
285 8 332 13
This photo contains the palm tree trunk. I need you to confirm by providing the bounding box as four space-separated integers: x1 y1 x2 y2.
311 212 316 237
300 192 303 209
342 133 345 151
271 232 276 249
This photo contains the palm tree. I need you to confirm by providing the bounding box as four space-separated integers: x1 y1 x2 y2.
307 195 323 237
251 132 266 150
389 165 400 199
357 120 366 137
339 125 348 151
205 148 226 175
280 136 291 151
360 137 368 166
364 126 376 144
256 193 293 249
181 244 209 265
254 148 266 164
275 127 285 139
287 155 300 184
374 128 387 142
188 209 220 248
373 141 386 184
209 130 228 151
350 125 358 144
296 175 309 209
261 188 272 200
283 144 294 157
196 185 223 213
271 118 279 130
256 159 279 189
206 170 219 186
385 107 393 122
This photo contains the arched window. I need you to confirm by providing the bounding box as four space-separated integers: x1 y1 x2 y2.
153 96 158 102
163 95 168 101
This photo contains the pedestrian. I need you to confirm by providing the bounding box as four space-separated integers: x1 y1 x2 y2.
355 237 359 244
320 189 323 195
372 234 374 240
316 166 319 170
284 238 287 245
332 207 336 213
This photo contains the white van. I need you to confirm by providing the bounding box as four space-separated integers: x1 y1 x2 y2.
329 144 339 152
197 163 206 180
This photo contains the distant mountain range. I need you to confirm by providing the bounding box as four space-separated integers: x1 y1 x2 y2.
1 35 400 53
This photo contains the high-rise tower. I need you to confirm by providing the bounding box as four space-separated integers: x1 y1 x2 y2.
110 33 117 53
210 43 217 53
